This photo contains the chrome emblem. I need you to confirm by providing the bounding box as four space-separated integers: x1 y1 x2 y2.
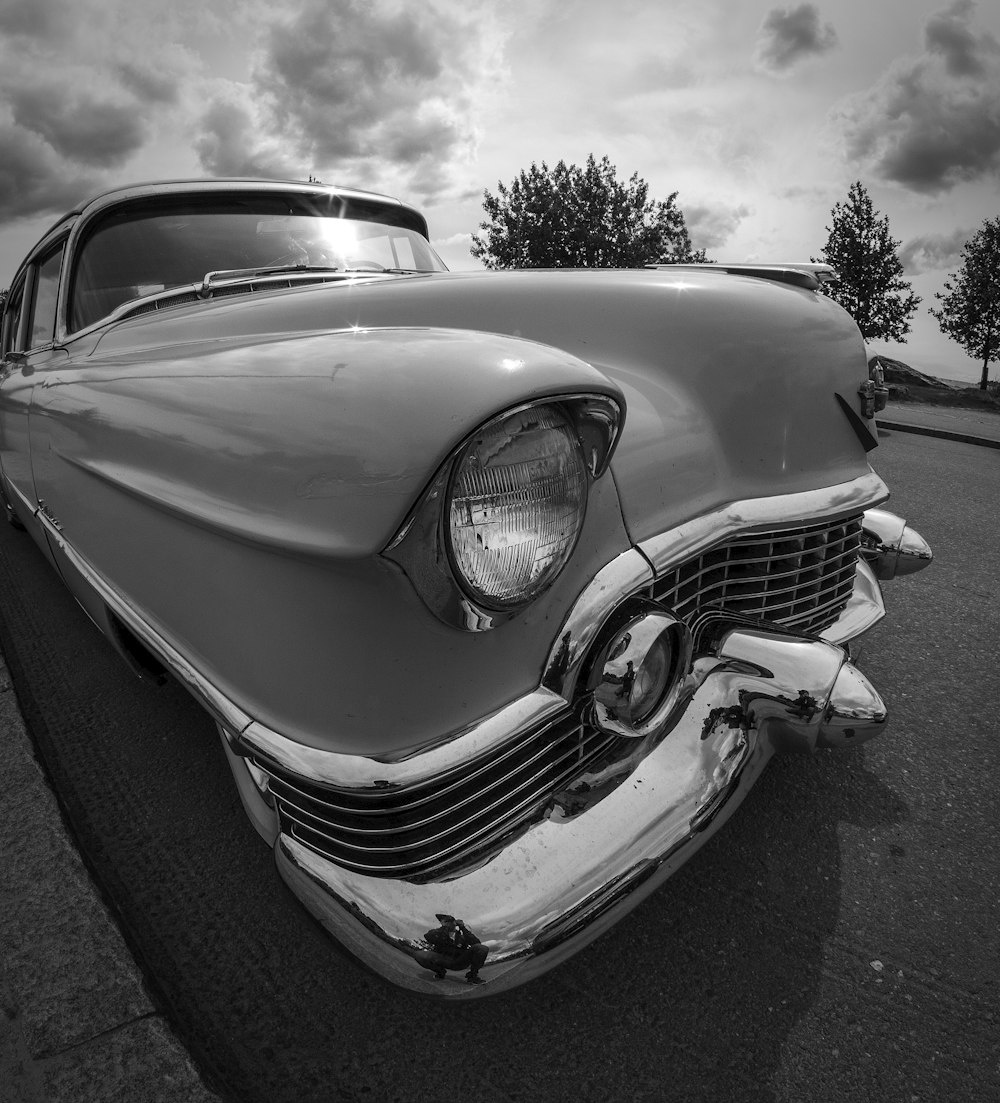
858 379 878 419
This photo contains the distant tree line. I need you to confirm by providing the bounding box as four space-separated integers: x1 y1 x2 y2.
472 160 997 388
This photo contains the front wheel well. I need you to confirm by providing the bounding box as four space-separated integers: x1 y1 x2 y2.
107 612 168 684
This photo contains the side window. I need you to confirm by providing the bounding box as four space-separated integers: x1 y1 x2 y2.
1 277 26 356
27 245 64 349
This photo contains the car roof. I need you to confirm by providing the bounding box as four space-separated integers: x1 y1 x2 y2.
15 178 416 274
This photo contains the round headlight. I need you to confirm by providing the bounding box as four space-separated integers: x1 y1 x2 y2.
447 404 587 609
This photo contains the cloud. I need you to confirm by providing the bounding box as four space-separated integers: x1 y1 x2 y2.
754 4 838 75
114 58 184 106
0 0 57 38
0 0 208 223
194 0 505 203
194 94 301 180
835 1 1000 193
898 228 972 274
10 86 146 167
925 0 999 77
684 202 752 252
0 122 99 221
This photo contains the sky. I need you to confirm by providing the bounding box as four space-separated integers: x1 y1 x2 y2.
1 0 998 383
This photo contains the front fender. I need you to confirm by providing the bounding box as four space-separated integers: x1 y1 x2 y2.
31 326 623 558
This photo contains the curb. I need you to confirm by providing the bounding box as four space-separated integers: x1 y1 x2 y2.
0 655 220 1103
878 418 1000 450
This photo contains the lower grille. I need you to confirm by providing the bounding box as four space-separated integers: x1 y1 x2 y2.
266 511 864 880
259 716 619 882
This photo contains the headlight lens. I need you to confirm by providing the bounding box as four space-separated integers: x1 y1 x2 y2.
448 404 587 609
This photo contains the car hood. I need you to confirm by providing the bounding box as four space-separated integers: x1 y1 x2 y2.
87 268 875 548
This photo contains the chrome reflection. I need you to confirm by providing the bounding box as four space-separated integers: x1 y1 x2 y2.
272 618 890 999
411 914 490 984
861 508 934 579
583 603 693 739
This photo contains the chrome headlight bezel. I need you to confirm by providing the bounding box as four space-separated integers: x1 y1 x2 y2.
384 392 624 632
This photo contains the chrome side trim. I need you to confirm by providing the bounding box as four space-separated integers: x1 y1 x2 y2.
34 508 254 736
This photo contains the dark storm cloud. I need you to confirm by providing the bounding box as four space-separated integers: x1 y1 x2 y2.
925 0 999 77
194 99 300 179
195 0 495 202
0 1 196 224
898 228 971 274
10 86 146 167
115 61 182 105
754 4 838 75
0 123 98 221
837 2 1000 193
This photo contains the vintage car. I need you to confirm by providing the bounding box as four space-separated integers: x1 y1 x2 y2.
0 179 931 997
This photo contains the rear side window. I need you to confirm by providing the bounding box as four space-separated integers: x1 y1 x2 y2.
1 277 26 355
27 246 63 349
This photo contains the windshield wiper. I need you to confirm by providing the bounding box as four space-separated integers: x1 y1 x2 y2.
198 264 343 296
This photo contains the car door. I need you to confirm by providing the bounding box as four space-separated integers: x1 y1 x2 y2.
0 241 69 555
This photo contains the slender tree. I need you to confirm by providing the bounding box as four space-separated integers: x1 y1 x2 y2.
929 218 1000 390
813 181 920 341
471 155 706 269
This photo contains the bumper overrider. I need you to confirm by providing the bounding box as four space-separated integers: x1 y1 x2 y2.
222 472 932 998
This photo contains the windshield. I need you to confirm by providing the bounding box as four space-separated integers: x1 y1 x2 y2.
69 193 447 332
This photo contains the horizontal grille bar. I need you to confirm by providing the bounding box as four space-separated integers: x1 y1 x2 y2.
648 515 863 635
260 716 619 880
266 512 865 879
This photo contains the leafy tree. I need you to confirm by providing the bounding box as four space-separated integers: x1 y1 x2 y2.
812 181 920 341
929 218 1000 390
471 155 706 269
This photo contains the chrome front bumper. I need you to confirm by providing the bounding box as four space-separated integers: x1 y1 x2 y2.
262 620 886 997
219 475 932 998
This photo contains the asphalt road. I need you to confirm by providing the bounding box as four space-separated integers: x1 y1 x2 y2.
0 429 997 1103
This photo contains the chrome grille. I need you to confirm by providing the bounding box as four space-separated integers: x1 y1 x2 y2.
259 716 620 881
265 512 864 880
648 514 863 635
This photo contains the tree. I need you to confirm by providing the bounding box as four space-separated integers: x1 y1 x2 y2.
929 218 1000 391
470 155 706 269
812 181 920 341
